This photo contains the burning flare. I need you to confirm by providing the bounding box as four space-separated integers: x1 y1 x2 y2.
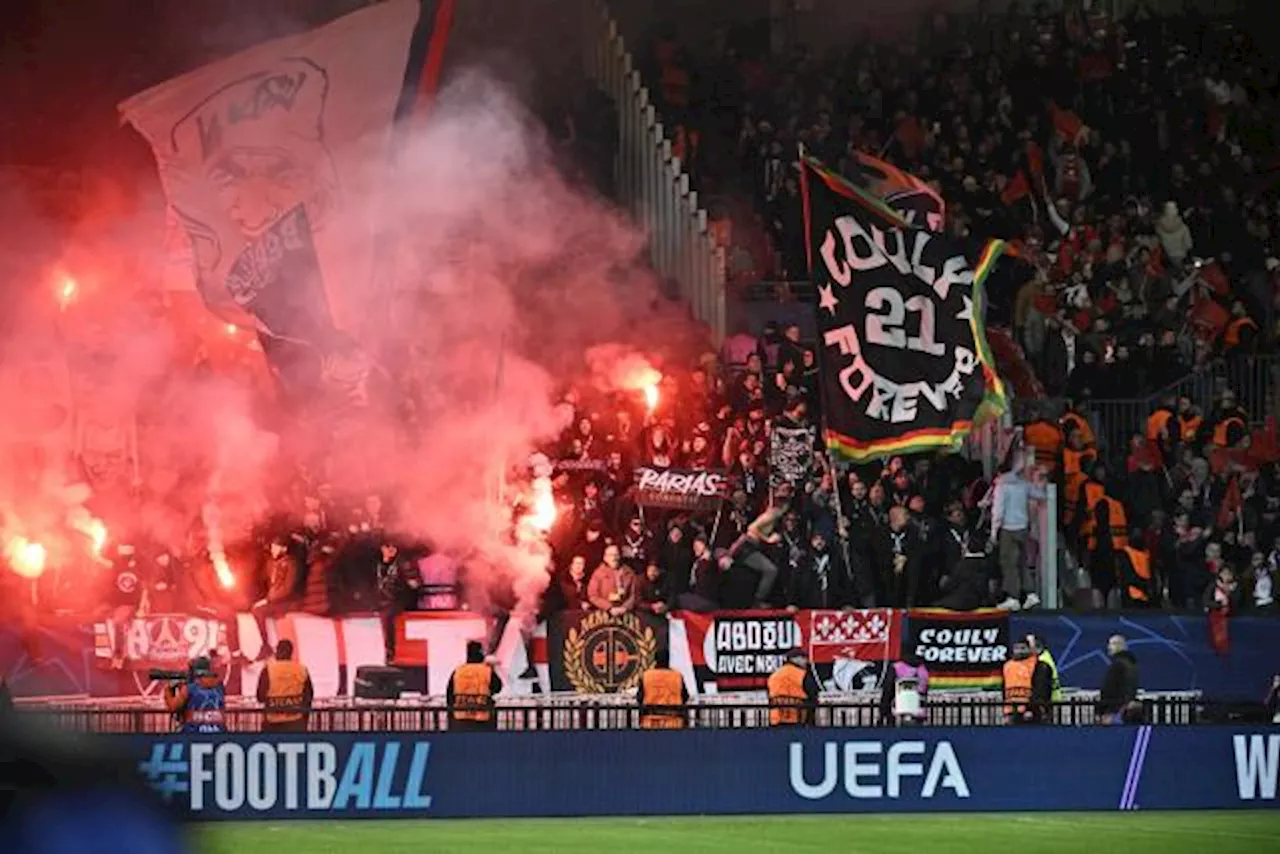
642 382 659 414
211 552 237 590
6 537 47 579
529 481 557 532
56 275 78 311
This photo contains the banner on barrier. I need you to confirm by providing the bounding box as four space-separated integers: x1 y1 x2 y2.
546 610 669 693
680 609 900 691
128 726 1280 820
902 609 1009 688
93 615 228 672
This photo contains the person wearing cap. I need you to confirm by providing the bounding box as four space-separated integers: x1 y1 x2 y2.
766 649 818 726
256 639 313 733
446 641 504 732
163 655 226 734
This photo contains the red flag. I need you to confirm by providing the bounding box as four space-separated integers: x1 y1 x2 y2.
1208 606 1230 655
1217 476 1242 530
1001 171 1031 206
1049 102 1089 145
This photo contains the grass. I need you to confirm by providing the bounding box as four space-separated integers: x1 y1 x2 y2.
201 812 1280 854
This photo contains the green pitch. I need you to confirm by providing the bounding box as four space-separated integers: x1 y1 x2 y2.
203 812 1280 854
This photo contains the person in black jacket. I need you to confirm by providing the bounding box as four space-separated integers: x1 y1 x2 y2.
1098 634 1140 724
933 534 989 611
789 529 849 609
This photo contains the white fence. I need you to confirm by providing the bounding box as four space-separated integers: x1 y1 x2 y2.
582 2 727 341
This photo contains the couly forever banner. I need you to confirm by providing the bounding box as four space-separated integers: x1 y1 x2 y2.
125 727 1280 819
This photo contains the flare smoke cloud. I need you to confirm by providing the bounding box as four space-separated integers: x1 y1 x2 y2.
0 62 700 620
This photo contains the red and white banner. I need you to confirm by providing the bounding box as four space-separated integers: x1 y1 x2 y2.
87 608 901 699
91 610 486 700
679 609 902 692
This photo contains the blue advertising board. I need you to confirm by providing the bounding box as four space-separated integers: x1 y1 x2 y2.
1012 614 1278 700
123 726 1280 820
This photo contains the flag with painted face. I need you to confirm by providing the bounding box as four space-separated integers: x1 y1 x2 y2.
800 155 1006 463
118 0 425 409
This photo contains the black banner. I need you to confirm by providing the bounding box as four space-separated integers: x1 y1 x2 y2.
800 155 1007 463
547 610 670 693
631 466 734 512
902 608 1010 688
768 423 815 490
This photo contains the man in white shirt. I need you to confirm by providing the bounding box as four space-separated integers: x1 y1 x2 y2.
990 457 1046 610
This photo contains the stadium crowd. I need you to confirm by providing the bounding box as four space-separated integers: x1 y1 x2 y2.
7 4 1280 652
625 3 1280 614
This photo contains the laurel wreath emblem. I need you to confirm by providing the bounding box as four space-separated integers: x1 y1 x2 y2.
563 610 658 693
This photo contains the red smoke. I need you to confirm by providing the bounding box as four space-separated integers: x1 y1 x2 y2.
0 66 703 622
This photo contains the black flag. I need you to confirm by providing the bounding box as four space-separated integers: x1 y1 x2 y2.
800 155 1006 463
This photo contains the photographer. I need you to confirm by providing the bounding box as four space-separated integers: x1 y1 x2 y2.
159 656 226 734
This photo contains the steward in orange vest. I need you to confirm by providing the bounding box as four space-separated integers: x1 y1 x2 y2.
1060 404 1095 449
1024 418 1064 475
1177 396 1203 447
1223 303 1258 353
1088 495 1129 552
1074 471 1107 545
1146 398 1177 452
1002 642 1052 724
256 639 313 733
447 641 504 731
1118 545 1155 607
637 649 689 729
767 649 818 726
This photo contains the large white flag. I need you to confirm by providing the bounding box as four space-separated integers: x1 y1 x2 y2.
120 0 419 348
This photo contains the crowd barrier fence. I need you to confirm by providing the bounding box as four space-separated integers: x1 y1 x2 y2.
18 691 1223 735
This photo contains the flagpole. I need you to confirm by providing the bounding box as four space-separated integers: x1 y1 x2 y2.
797 143 861 607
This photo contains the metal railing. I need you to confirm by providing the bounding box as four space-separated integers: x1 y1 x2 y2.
582 1 727 340
17 692 1221 734
1025 354 1279 463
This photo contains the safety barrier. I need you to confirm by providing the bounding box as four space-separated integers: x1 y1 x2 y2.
1020 354 1279 463
582 1 727 340
19 692 1218 734
123 726 1280 818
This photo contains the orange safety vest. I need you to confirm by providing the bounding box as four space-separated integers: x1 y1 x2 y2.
1121 546 1152 603
1063 446 1096 477
1079 480 1106 539
1088 495 1129 550
1224 316 1258 349
1146 409 1174 444
639 668 686 729
1061 411 1095 447
451 663 495 722
1024 420 1064 472
767 663 809 726
263 660 309 724
1178 414 1202 442
1002 656 1037 716
1064 471 1088 525
1213 415 1246 448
